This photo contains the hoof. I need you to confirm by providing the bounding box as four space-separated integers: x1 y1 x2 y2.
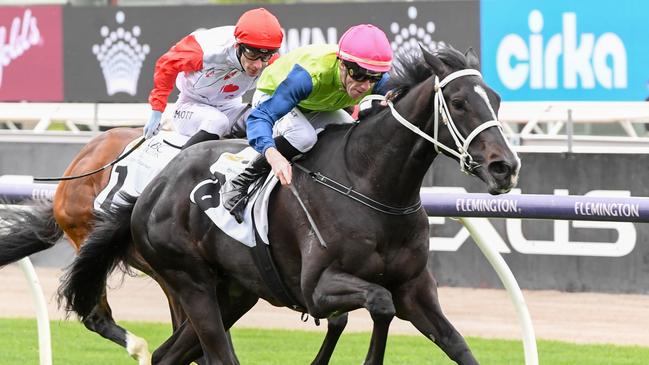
126 332 151 365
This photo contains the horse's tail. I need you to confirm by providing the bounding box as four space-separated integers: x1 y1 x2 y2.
0 200 63 267
58 195 136 320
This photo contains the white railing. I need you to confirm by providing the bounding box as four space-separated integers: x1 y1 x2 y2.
0 203 52 365
0 101 647 140
18 257 52 365
498 101 649 151
0 102 175 133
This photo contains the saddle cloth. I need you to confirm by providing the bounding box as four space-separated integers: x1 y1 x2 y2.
189 147 277 248
94 131 189 211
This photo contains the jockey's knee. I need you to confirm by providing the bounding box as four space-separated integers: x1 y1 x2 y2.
283 130 317 154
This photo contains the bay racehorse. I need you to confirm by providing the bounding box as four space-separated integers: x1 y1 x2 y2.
0 128 161 363
60 46 520 365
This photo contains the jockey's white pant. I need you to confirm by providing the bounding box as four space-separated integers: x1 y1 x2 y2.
252 90 355 153
171 95 250 138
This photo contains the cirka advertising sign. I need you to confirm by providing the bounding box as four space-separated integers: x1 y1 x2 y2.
481 0 649 101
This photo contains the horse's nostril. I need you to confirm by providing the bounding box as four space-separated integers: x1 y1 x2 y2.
488 161 511 179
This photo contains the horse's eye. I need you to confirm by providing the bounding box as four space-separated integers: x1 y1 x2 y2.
451 99 465 109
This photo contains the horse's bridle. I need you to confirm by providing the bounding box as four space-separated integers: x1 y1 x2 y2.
361 68 503 175
292 69 505 217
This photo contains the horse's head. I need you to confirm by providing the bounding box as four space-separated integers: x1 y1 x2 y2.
412 46 520 194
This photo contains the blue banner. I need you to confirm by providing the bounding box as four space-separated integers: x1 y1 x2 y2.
481 0 649 101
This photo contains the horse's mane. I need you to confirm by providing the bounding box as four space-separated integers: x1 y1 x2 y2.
386 46 473 102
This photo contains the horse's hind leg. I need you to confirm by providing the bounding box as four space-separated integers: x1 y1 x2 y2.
310 268 395 365
83 293 151 365
153 264 238 365
394 269 478 365
152 280 258 365
311 313 348 365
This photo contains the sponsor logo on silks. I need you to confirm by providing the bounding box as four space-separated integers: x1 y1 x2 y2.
389 6 444 53
0 9 41 88
426 187 637 258
496 10 627 91
92 11 150 96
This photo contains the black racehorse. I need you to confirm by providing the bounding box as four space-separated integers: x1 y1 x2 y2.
60 46 519 365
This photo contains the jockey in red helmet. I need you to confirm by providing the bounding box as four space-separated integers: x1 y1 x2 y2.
222 24 393 223
144 8 283 148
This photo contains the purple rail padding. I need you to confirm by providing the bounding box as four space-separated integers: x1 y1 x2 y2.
421 192 649 223
0 183 57 203
3 183 649 223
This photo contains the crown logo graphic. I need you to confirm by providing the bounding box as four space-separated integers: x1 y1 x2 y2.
92 11 150 96
390 6 446 53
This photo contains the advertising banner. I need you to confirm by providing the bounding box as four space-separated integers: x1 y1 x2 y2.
0 6 63 101
481 0 649 101
426 153 649 293
63 1 479 102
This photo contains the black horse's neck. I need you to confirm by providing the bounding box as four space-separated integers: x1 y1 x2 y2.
341 78 439 209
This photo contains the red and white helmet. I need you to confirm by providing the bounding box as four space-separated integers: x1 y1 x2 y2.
234 8 283 50
337 24 392 72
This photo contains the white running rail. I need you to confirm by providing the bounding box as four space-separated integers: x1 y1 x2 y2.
17 257 52 365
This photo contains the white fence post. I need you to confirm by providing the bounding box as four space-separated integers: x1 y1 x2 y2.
17 257 52 365
459 218 538 365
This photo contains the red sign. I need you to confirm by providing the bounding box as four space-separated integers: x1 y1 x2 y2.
0 6 62 101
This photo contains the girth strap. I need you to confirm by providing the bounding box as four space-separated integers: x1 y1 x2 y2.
250 212 306 312
293 162 421 216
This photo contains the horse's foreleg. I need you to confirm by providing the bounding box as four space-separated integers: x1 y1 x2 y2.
310 268 394 365
310 313 348 365
83 293 151 365
393 269 478 365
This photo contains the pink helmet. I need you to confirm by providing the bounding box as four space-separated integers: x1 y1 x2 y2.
337 24 392 72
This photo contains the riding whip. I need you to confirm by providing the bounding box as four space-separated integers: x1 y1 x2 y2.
33 137 146 182
288 183 327 248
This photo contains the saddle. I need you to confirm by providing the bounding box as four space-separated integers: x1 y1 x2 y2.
189 147 276 247
94 131 188 211
190 148 304 310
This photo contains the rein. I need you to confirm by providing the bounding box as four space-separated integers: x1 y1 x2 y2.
292 162 422 215
33 137 146 182
290 69 503 215
360 69 503 175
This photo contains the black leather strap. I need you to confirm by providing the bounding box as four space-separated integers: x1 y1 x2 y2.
250 212 306 312
292 162 421 216
274 135 303 161
182 130 219 150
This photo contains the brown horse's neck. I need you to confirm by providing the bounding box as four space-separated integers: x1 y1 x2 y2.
346 79 438 209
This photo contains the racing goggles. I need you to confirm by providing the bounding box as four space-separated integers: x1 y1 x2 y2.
343 61 384 83
240 44 277 62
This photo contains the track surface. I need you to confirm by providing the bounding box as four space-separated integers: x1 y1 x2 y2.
1 264 648 346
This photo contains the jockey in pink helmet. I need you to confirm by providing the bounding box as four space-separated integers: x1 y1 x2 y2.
222 24 394 223
338 24 393 72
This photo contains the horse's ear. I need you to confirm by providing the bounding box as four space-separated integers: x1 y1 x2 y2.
465 47 480 69
419 43 448 76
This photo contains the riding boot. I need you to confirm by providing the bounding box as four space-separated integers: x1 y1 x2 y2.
223 136 303 223
182 130 219 150
222 154 271 223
